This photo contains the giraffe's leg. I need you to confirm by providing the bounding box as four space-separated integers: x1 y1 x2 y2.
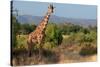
27 41 32 57
38 40 43 62
38 44 43 63
28 46 31 57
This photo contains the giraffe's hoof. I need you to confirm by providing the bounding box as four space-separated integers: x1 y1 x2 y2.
28 52 32 57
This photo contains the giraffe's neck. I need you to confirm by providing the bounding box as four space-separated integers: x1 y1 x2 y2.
35 12 51 32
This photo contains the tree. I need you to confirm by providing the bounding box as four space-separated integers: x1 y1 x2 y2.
12 16 20 47
45 23 63 46
58 23 83 35
19 23 36 34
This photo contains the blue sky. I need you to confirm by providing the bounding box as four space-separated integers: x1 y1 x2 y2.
13 1 97 19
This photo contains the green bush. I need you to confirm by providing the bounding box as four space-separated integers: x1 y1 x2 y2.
43 42 56 50
63 32 84 45
16 35 28 49
79 45 97 56
45 23 63 47
59 23 83 35
79 31 97 43
12 16 20 47
19 23 36 34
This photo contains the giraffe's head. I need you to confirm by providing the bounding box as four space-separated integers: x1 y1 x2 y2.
47 4 55 14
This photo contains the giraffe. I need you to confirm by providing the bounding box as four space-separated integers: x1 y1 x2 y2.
27 4 54 59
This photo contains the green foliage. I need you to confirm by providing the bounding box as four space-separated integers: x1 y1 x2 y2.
16 35 28 49
80 28 90 34
62 32 84 45
79 31 97 44
59 23 83 35
62 28 97 47
12 16 20 47
19 23 36 34
45 23 63 47
12 16 36 48
43 42 56 50
79 45 97 56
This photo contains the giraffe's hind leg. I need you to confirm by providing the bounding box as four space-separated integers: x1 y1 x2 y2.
27 41 32 57
38 42 43 62
38 45 42 61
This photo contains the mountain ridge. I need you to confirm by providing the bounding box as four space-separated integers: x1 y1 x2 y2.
16 15 97 27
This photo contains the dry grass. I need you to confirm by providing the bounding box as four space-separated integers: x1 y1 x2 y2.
11 35 97 66
12 44 97 66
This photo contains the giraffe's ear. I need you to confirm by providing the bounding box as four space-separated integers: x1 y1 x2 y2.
48 4 54 9
52 7 55 13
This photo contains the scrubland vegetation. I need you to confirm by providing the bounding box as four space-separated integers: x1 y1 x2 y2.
12 16 97 66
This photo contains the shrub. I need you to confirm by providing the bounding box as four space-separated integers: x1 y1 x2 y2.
63 32 84 45
12 16 20 48
79 45 97 56
45 23 63 47
16 35 28 49
59 23 83 35
43 42 56 50
79 31 97 44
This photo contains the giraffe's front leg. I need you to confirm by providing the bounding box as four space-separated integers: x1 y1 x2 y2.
27 40 33 57
37 35 44 62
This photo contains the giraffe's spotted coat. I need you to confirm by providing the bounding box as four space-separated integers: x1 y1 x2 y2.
27 4 54 57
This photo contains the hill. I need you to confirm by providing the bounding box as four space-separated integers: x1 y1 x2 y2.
16 15 97 27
